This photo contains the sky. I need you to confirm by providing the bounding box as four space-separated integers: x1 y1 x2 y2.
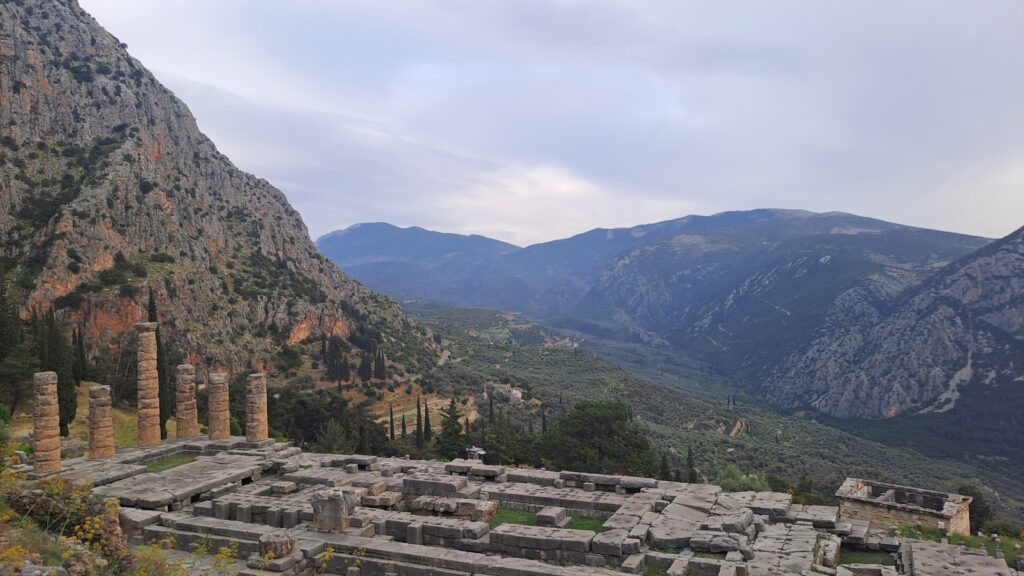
80 1 1024 247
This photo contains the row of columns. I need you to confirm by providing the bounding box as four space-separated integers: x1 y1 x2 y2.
32 322 269 475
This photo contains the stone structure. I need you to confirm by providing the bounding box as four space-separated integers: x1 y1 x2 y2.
135 322 161 447
174 364 199 438
39 436 1015 576
32 372 61 475
244 373 268 443
207 372 230 440
836 478 972 536
87 385 115 459
310 488 359 532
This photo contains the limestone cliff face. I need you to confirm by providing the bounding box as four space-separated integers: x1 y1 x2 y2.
764 226 1024 418
0 0 433 371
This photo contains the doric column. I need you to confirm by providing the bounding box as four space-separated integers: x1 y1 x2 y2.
207 372 230 440
87 385 114 459
175 364 199 438
135 322 161 447
245 373 268 443
33 372 61 475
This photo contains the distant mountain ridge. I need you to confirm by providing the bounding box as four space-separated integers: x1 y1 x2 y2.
316 210 1002 416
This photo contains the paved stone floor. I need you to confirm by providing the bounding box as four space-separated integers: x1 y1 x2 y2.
47 437 1017 576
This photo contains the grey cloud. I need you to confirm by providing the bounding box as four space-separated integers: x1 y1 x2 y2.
81 0 1024 244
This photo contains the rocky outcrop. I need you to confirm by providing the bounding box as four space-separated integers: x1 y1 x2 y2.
0 0 432 372
764 226 1024 418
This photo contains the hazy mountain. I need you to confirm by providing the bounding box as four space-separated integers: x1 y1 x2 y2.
317 210 1001 421
0 0 434 371
317 222 519 268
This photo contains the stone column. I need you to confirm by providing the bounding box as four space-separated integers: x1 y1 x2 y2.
175 364 199 438
207 373 230 440
33 372 61 475
87 385 115 459
135 322 161 447
245 373 268 443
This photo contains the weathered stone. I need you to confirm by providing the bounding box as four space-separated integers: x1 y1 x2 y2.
87 385 115 459
135 323 161 447
207 373 230 440
310 488 359 532
245 373 268 443
258 532 294 558
33 372 60 474
175 364 199 438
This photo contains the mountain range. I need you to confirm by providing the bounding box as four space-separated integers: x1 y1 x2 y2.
317 213 1024 461
0 0 434 374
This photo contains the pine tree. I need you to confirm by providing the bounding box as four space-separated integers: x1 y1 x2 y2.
149 290 173 439
401 413 407 439
415 397 424 449
45 311 75 437
435 396 467 459
423 401 433 442
389 405 395 441
686 446 698 483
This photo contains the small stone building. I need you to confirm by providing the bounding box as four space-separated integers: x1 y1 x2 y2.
835 478 972 536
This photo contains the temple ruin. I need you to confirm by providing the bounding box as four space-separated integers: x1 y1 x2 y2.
19 369 1014 576
835 478 973 536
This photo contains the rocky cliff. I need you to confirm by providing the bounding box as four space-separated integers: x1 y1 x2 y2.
765 225 1024 419
0 0 434 373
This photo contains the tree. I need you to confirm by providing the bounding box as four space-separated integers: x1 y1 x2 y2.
149 290 173 439
714 464 771 492
340 356 350 383
423 401 433 442
435 397 468 459
373 348 386 380
541 411 547 434
488 395 495 424
401 413 407 439
0 272 32 413
659 454 671 481
357 351 372 382
325 336 344 382
388 405 395 441
316 419 356 454
415 397 424 449
74 327 88 383
957 483 994 532
44 311 75 437
541 400 657 476
686 446 698 483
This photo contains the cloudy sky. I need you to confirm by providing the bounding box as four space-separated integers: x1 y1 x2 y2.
80 1 1024 246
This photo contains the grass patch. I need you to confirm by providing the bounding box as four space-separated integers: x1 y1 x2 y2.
642 565 668 576
145 453 196 473
566 516 605 532
839 549 896 566
489 508 537 529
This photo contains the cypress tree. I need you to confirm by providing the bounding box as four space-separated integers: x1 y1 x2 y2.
401 413 407 439
488 395 495 424
659 454 671 481
415 397 423 449
374 348 386 380
686 446 698 483
75 327 87 382
435 396 467 459
389 405 395 441
357 352 372 382
326 337 342 381
340 356 350 382
541 411 547 434
45 311 75 437
423 401 433 442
